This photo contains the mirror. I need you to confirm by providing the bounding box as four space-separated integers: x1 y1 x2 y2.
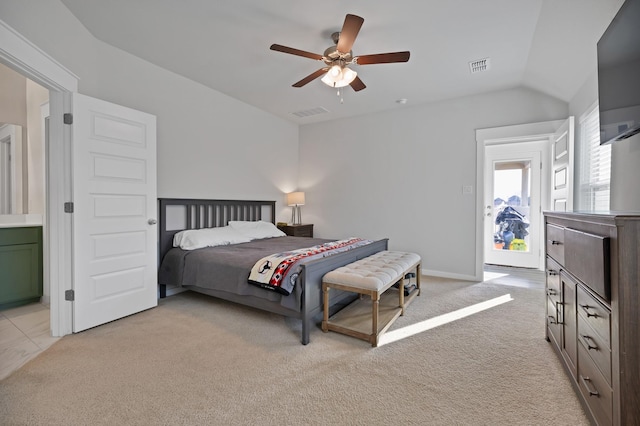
0 124 21 214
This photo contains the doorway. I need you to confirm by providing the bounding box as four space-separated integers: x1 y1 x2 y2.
475 120 564 278
0 63 50 307
484 142 543 269
1 18 78 337
2 20 158 337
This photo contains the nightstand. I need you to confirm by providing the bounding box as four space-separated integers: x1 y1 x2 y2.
277 224 314 237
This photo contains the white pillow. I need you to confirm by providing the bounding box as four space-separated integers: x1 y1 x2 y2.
173 226 252 250
228 220 286 240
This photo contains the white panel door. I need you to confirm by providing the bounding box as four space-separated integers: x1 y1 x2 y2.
550 117 574 211
72 93 157 332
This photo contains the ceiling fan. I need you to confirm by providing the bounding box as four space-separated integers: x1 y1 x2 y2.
270 13 410 92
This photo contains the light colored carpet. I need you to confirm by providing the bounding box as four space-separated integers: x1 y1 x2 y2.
0 271 589 425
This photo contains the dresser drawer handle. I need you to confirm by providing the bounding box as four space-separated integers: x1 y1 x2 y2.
548 315 557 325
580 334 599 351
547 269 558 276
579 304 599 318
547 288 557 296
554 302 563 325
580 375 600 397
550 240 562 245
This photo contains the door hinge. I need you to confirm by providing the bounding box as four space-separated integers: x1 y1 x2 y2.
65 289 75 301
64 202 74 213
63 113 73 125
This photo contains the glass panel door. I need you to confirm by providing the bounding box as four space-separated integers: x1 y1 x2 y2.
484 143 542 269
492 160 531 252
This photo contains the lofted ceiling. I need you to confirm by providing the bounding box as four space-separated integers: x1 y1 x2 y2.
60 0 624 124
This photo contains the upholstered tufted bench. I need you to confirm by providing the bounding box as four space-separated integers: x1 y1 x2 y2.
321 251 421 347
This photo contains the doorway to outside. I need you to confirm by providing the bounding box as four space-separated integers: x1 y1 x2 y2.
484 142 544 269
475 119 572 277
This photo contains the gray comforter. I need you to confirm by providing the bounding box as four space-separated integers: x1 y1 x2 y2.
158 236 334 311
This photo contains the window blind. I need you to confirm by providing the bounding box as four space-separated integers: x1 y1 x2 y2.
578 103 611 211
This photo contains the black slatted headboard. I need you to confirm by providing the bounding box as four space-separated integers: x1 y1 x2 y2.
157 198 276 263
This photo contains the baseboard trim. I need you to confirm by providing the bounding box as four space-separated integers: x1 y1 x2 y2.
421 270 480 282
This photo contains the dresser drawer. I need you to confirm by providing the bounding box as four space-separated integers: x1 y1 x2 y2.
546 257 561 305
564 228 610 301
546 297 562 349
578 343 613 426
546 224 564 264
578 314 612 385
577 285 611 348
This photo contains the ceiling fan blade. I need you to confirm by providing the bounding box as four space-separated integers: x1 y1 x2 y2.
292 68 328 87
270 44 323 61
354 51 411 65
336 14 364 53
349 76 366 92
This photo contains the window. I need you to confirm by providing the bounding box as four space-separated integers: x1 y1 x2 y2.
577 103 611 211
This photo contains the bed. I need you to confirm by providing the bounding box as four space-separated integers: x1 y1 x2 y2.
157 198 388 344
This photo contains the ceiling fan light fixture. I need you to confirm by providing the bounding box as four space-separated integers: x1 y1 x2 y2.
321 65 357 88
328 64 342 78
270 13 409 92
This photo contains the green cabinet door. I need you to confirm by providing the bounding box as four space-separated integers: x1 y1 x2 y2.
0 227 43 310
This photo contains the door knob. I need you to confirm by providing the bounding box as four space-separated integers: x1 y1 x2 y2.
148 219 157 225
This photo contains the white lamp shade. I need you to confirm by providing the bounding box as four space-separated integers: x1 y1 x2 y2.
321 65 357 88
287 191 305 206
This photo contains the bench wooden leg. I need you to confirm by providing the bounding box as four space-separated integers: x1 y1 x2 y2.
399 277 405 315
322 284 329 332
371 292 380 347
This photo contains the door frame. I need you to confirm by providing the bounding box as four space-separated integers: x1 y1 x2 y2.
0 19 78 336
475 120 564 279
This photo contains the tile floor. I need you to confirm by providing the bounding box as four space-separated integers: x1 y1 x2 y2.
0 303 59 381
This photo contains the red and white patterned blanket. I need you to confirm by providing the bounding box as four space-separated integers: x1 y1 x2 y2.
248 238 372 295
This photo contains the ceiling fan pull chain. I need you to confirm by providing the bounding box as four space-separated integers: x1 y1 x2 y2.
335 82 342 101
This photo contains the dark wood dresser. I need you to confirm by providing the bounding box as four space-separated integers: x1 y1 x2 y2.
544 211 639 426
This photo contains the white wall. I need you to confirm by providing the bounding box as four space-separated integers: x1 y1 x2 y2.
299 87 568 278
88 40 299 218
26 79 48 214
0 0 300 222
0 63 26 126
609 134 640 211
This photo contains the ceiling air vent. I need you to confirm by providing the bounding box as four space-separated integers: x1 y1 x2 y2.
290 107 330 118
469 58 491 74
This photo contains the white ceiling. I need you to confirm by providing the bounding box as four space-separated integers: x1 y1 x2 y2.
60 0 624 124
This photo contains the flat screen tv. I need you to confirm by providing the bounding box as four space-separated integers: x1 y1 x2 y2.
597 0 640 145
